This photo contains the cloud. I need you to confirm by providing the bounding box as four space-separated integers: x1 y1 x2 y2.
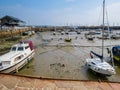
1 0 120 26
106 2 120 25
85 1 120 26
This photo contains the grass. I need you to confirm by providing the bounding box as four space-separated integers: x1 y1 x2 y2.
0 28 32 55
0 36 29 55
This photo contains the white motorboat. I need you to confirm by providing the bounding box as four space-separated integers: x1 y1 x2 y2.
0 41 35 73
85 0 116 76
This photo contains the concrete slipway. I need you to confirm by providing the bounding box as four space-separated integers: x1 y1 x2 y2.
0 74 120 90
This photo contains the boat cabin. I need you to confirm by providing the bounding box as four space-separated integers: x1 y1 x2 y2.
11 43 29 52
11 41 34 52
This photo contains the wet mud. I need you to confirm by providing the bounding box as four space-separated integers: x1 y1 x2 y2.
16 31 120 82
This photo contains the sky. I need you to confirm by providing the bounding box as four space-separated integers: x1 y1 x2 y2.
0 0 120 26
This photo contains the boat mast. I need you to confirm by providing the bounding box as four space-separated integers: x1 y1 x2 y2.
102 0 105 62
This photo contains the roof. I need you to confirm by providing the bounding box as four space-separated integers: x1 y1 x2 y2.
0 15 25 26
13 43 29 47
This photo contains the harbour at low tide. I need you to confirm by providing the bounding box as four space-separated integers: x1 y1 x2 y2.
16 31 120 82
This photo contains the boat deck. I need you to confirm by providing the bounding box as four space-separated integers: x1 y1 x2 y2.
0 74 120 90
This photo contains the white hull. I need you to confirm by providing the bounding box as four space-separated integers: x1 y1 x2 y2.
0 51 34 73
88 65 113 76
86 58 115 76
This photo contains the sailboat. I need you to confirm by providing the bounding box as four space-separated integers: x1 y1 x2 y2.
86 0 116 76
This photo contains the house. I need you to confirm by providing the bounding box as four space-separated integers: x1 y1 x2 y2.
0 15 25 27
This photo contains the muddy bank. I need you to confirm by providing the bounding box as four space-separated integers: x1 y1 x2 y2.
14 31 120 82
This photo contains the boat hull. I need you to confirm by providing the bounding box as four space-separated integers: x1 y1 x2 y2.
0 51 34 73
86 58 115 76
87 66 112 76
65 38 72 42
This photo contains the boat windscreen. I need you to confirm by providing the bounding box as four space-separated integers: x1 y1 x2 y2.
18 47 24 51
11 47 17 51
91 62 96 65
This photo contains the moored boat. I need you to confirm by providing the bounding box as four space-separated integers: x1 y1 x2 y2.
86 58 115 76
112 46 120 62
65 38 72 42
0 41 35 73
85 0 116 76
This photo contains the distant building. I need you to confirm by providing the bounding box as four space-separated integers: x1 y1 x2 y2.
0 15 26 30
0 15 25 26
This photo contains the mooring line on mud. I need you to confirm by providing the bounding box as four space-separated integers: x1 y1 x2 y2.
39 47 62 55
41 45 113 47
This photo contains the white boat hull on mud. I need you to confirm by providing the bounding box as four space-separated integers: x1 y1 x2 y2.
0 51 34 73
86 58 116 76
0 41 35 73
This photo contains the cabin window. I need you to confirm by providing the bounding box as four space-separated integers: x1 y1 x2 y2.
0 63 2 66
11 47 17 51
14 55 24 62
88 65 91 67
113 48 118 54
18 56 21 59
25 46 29 49
18 47 24 51
98 68 100 71
91 62 96 65
2 61 11 66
